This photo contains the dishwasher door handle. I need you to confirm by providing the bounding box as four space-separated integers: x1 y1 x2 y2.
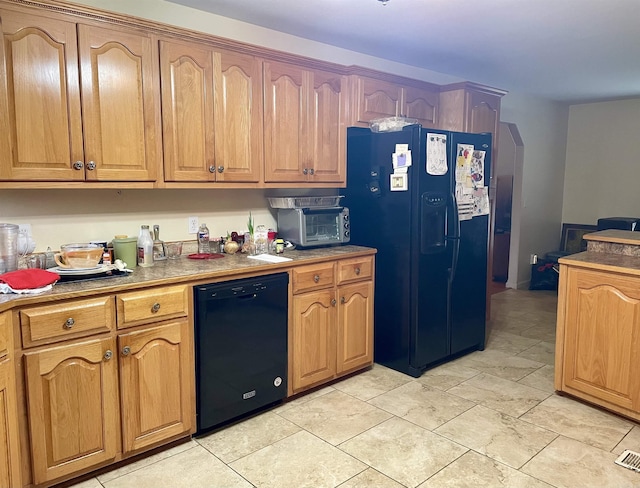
237 293 257 301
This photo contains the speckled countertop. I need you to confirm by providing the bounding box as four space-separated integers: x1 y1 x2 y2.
0 245 376 311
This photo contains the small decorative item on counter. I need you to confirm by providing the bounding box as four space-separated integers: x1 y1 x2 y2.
275 238 285 254
197 223 210 254
137 225 154 267
267 230 277 253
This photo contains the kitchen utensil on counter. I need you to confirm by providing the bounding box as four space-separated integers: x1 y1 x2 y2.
0 223 19 274
54 243 103 269
153 225 166 260
26 253 47 269
112 237 138 268
165 241 183 259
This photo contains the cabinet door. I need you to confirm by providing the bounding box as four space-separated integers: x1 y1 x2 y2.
0 10 84 181
78 24 160 182
309 69 347 183
291 290 336 391
25 337 119 484
350 76 402 126
160 40 215 182
0 358 20 488
213 49 263 182
160 41 262 183
263 60 307 183
337 280 374 374
119 320 194 452
0 312 20 488
562 268 640 411
403 86 438 128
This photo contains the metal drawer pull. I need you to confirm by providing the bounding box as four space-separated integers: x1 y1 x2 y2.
73 161 84 170
209 165 216 173
86 161 96 170
217 166 224 173
355 267 361 275
151 303 161 313
103 350 113 361
64 318 75 329
331 298 336 306
122 346 131 356
313 275 320 283
341 296 345 304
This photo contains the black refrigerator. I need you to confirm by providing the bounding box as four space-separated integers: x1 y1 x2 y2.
344 125 491 377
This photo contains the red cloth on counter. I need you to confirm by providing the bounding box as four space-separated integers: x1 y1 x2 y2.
0 268 60 290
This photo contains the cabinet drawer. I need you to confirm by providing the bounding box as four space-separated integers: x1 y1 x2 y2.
117 285 189 329
292 262 335 294
337 256 374 284
20 297 115 348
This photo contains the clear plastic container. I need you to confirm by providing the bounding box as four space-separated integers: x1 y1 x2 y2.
0 223 19 274
198 224 210 254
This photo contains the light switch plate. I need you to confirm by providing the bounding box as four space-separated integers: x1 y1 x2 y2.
18 223 32 236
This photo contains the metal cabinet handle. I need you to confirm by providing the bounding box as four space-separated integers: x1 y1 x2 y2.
122 346 131 356
217 166 224 173
151 303 160 313
313 274 320 283
64 318 75 329
355 267 361 275
208 165 216 173
86 160 96 170
73 161 84 170
341 296 345 304
309 168 315 175
103 350 113 361
303 168 308 175
331 298 337 306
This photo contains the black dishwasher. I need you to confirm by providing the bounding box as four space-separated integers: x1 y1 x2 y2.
194 272 288 434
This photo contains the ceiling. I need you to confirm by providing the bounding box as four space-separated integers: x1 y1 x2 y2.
165 0 640 104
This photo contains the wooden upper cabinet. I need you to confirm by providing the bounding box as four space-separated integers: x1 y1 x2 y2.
403 85 438 128
0 9 161 182
263 60 346 184
79 24 160 182
349 75 439 128
438 82 505 136
160 39 262 183
0 10 84 181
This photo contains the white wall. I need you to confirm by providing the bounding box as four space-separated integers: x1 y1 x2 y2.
562 98 640 224
500 93 569 288
1 0 570 267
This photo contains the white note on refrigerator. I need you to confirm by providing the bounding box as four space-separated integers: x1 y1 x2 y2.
426 133 447 175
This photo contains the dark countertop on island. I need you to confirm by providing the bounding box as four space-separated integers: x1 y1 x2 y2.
0 245 376 311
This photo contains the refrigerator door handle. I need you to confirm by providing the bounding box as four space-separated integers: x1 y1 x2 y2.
448 194 461 281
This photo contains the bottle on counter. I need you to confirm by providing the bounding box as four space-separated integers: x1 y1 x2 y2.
137 225 154 267
197 223 210 254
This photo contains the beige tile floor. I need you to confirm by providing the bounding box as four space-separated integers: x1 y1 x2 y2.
68 289 640 488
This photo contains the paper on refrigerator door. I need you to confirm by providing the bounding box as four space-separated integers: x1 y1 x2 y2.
426 133 447 175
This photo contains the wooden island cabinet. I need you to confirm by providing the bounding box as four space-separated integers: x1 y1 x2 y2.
555 230 640 422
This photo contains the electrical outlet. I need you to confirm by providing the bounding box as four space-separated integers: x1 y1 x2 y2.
188 216 199 234
18 223 32 236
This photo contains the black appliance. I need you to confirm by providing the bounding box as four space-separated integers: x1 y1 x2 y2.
194 273 288 434
344 125 491 377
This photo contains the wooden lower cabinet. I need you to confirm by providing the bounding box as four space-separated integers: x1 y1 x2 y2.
337 280 374 374
291 290 337 391
24 337 120 485
119 320 194 452
0 311 20 487
555 265 640 419
290 256 375 394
